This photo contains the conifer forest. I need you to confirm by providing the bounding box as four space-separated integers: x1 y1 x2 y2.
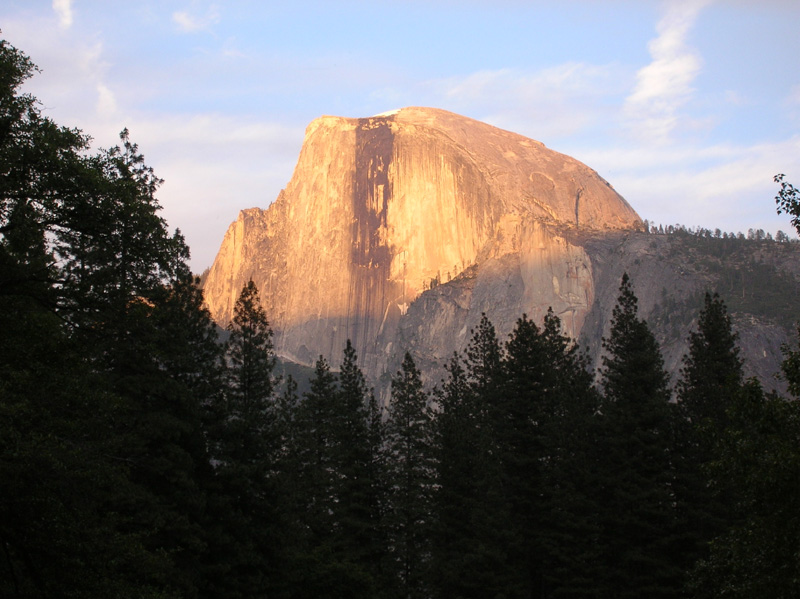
3 39 800 598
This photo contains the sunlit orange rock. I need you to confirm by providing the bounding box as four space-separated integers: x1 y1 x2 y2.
203 107 641 379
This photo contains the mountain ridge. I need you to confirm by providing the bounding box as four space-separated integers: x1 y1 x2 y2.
202 107 797 396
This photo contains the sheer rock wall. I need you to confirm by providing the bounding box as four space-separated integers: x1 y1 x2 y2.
203 107 642 383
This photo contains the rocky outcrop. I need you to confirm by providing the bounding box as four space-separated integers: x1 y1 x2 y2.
203 107 641 382
392 227 800 397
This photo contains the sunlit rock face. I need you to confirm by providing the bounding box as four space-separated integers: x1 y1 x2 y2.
203 107 641 382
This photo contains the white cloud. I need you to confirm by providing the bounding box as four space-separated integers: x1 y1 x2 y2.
119 113 304 270
624 0 713 144
96 83 117 117
172 5 220 33
574 135 800 236
52 0 73 30
16 33 120 133
128 113 302 150
428 63 625 141
439 64 619 106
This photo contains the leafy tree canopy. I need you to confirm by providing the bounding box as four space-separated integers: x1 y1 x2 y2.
774 173 800 236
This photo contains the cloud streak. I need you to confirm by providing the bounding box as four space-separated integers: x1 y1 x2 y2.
96 82 117 117
173 5 220 33
122 113 304 269
425 63 626 141
574 135 800 237
624 0 712 144
52 0 73 30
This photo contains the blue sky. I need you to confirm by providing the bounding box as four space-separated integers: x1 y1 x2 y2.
2 0 799 270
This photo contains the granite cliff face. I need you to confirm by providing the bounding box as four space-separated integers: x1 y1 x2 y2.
203 107 641 381
205 107 800 397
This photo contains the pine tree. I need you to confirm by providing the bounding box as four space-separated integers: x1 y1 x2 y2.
430 347 513 599
364 377 389 592
460 314 519 597
1 39 215 597
332 340 387 592
81 135 212 599
55 132 210 596
284 352 385 597
0 189 155 596
691 380 800 598
673 292 744 583
536 310 603 597
293 356 340 546
495 313 554 598
491 310 601 598
58 135 211 599
56 130 187 354
597 273 681 598
224 279 277 413
282 340 388 597
270 373 307 592
464 313 504 404
204 279 283 598
430 353 477 596
678 292 743 429
273 374 301 480
688 312 800 597
384 353 435 599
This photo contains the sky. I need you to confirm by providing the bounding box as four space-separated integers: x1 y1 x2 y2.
2 0 800 271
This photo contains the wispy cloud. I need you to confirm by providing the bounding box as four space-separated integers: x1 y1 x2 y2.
172 5 220 33
129 114 303 269
441 64 614 102
426 63 625 141
574 135 800 235
96 83 117 117
130 113 302 149
8 22 118 133
52 0 73 30
624 0 713 144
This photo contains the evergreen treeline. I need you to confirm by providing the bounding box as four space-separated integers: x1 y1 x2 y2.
3 39 800 598
642 219 795 242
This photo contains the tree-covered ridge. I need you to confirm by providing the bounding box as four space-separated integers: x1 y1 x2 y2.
3 38 800 598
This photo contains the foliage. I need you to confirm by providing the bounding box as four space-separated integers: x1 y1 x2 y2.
678 292 743 427
775 173 800 236
647 223 800 329
597 273 683 598
430 349 512 599
0 38 216 598
690 380 800 598
223 279 277 425
384 353 435 599
499 310 603 598
670 292 745 589
279 344 389 598
781 326 800 398
203 279 285 598
293 356 340 542
332 341 386 574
